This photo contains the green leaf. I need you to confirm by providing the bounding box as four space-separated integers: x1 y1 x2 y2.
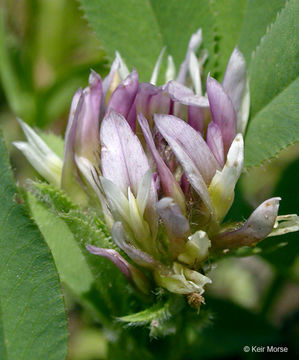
248 0 298 117
79 0 220 81
0 11 36 123
245 78 299 167
150 0 247 78
29 181 142 320
144 1 216 75
26 193 94 296
245 0 299 167
119 295 184 326
238 0 287 63
35 61 107 127
79 0 164 81
79 0 287 81
119 301 170 325
0 133 68 360
207 0 248 78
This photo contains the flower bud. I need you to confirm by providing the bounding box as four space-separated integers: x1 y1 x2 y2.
154 262 211 295
13 119 62 187
178 230 211 267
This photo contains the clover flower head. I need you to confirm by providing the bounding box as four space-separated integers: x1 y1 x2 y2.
15 29 299 302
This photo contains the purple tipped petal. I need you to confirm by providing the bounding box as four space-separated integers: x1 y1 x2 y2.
88 70 105 119
223 48 247 127
107 70 139 130
188 105 205 133
112 222 158 268
154 114 220 183
63 88 83 162
100 111 156 207
156 197 190 258
101 112 158 237
86 244 150 294
206 75 236 155
212 197 281 250
157 198 190 238
62 71 103 191
154 114 220 213
163 81 209 107
77 71 103 160
138 113 185 212
135 83 157 121
61 89 84 190
126 101 137 132
135 83 171 125
206 122 225 167
86 244 131 279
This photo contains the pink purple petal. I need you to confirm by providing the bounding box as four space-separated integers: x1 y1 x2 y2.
100 110 151 196
107 70 139 130
156 197 190 258
206 122 225 167
138 113 185 212
206 75 236 156
154 114 220 213
222 47 247 127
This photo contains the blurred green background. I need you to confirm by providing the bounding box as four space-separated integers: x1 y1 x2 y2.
0 1 298 359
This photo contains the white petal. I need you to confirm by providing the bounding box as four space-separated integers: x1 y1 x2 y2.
178 230 211 266
17 118 59 159
100 177 130 222
75 156 113 228
136 170 152 216
14 119 62 186
209 134 244 221
239 80 250 133
189 51 202 95
268 214 299 237
165 55 176 82
189 28 203 51
150 47 166 85
115 51 130 80
102 56 121 97
177 28 202 84
128 187 151 247
154 261 211 295
14 141 62 187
